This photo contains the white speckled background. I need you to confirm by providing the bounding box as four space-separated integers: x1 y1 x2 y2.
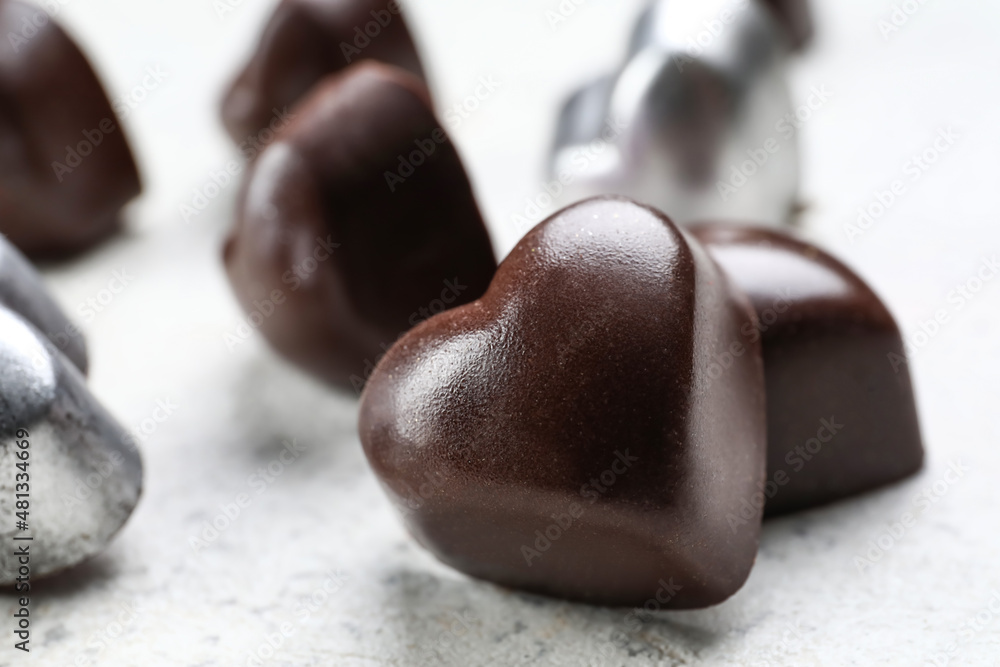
3 0 999 664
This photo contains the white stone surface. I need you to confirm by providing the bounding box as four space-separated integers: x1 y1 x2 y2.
2 0 999 664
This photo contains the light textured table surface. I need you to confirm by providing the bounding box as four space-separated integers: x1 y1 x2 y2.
3 0 999 664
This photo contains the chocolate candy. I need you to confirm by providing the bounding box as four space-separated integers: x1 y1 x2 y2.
0 236 87 373
223 62 496 391
551 0 798 229
760 0 814 51
360 197 766 608
691 225 924 516
0 307 142 584
0 0 141 258
221 0 425 145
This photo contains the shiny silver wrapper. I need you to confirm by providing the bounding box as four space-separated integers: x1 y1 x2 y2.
0 307 141 584
0 236 87 373
550 0 799 228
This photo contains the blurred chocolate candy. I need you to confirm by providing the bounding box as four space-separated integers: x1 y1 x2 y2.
0 235 87 373
760 0 814 51
223 62 496 391
0 307 142 584
691 225 924 515
0 0 141 258
551 0 798 229
360 197 766 608
221 0 425 145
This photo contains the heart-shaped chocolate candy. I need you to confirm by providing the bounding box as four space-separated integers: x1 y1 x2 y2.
0 0 141 258
221 0 425 146
223 62 496 391
691 225 924 516
360 197 766 608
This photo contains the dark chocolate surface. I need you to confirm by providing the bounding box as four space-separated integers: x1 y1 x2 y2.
221 0 425 145
760 0 814 51
360 197 766 608
223 62 496 391
0 0 141 258
691 225 924 516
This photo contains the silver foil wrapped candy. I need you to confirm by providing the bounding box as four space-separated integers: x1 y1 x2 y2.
0 307 141 584
550 0 800 228
0 235 87 373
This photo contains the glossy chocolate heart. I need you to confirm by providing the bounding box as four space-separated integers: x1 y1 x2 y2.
360 197 766 608
223 62 496 392
221 0 425 146
0 0 141 258
691 225 924 516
